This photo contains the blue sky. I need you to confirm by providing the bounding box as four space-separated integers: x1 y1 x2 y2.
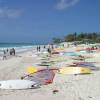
0 0 100 43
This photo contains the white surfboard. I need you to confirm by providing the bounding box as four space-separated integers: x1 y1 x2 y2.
0 80 39 89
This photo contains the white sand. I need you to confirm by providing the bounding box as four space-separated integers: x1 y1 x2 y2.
0 48 100 100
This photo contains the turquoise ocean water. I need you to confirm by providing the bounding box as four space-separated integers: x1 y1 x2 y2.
0 43 34 53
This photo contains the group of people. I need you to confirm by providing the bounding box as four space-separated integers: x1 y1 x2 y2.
3 48 16 60
36 44 54 56
37 46 41 52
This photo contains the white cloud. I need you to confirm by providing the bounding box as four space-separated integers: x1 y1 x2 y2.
56 0 80 10
0 8 22 18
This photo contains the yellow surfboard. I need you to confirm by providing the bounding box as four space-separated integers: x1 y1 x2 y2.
59 67 91 74
26 66 38 74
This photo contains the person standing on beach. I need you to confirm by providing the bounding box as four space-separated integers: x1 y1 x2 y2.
3 50 7 60
47 48 51 56
37 46 39 52
10 48 15 56
38 46 40 52
12 48 15 56
7 48 8 52
51 44 54 50
10 49 13 55
44 45 46 49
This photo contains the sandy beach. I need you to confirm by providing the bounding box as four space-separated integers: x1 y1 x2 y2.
0 46 100 100
0 0 100 99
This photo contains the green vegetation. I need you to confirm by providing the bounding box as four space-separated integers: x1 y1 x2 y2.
52 38 63 44
53 32 100 44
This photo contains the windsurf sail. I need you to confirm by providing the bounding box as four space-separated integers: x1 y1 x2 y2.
23 68 57 85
